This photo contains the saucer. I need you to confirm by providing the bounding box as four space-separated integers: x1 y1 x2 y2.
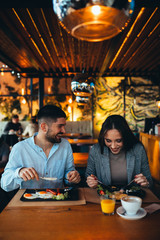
116 206 147 220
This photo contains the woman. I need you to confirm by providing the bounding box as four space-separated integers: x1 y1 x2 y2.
86 115 153 188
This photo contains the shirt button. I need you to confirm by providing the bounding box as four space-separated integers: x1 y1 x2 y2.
46 173 48 175
40 150 42 152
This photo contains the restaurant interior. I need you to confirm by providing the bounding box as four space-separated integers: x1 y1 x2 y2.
0 1 160 239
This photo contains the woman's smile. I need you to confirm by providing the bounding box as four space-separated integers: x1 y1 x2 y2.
104 129 123 155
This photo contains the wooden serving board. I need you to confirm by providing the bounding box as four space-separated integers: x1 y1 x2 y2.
8 188 86 207
83 188 160 204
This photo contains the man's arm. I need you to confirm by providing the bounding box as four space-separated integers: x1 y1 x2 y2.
1 146 23 191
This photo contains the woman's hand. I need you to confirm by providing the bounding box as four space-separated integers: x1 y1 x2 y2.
19 167 39 181
86 174 98 188
134 173 149 187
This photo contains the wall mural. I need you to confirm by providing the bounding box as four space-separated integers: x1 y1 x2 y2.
93 76 159 137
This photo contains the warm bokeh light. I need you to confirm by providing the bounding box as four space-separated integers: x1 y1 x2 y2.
21 88 24 95
69 98 72 104
22 98 26 104
68 106 71 113
91 5 101 15
48 86 51 94
1 69 4 76
157 100 160 109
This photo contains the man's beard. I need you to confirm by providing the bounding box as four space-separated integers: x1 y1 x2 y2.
45 129 62 144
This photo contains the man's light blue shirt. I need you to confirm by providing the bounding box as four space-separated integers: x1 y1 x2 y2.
1 134 75 191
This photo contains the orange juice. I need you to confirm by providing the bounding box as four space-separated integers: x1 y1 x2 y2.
101 199 115 215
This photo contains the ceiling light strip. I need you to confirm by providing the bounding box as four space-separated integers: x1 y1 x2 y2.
57 20 70 71
40 9 60 58
117 8 158 68
123 12 160 69
27 9 55 67
12 8 47 65
109 8 145 70
137 8 158 38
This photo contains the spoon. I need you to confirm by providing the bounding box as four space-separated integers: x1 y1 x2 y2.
39 177 57 181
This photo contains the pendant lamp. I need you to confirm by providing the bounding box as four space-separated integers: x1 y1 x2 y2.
71 73 95 98
53 0 135 42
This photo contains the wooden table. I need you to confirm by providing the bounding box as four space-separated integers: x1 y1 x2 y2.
68 138 98 145
73 152 88 167
61 133 91 139
0 188 160 240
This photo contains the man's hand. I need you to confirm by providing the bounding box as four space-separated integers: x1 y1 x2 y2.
67 170 81 184
19 167 39 181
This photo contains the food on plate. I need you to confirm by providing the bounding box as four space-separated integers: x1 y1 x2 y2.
23 193 38 199
109 191 127 200
97 184 140 200
23 188 69 200
46 189 69 200
36 191 53 199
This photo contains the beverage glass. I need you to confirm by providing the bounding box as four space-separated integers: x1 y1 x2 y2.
100 196 115 215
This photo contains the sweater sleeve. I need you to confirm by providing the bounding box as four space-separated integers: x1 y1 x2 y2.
85 145 97 178
134 143 153 188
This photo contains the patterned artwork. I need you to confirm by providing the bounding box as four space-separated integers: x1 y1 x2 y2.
93 76 159 137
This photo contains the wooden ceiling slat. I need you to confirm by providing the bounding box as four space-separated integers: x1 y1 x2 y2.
0 8 51 72
108 8 160 72
91 42 105 72
30 8 64 71
0 6 159 78
125 37 160 72
14 8 57 71
116 9 160 71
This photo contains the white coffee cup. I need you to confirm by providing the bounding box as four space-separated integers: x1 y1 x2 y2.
121 196 142 216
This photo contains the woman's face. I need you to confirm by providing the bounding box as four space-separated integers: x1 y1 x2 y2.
104 129 123 154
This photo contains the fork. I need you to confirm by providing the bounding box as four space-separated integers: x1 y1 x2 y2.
122 179 135 190
97 180 109 188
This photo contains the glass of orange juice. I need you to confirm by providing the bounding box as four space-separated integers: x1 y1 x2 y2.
100 196 115 215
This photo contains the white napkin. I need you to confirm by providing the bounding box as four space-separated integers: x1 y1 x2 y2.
144 203 160 214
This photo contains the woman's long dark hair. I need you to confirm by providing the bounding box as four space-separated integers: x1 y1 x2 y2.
98 115 140 154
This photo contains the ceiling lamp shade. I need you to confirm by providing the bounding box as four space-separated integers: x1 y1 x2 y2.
71 73 95 97
53 0 135 42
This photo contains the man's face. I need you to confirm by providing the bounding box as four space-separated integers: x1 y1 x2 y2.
12 117 19 124
45 117 66 143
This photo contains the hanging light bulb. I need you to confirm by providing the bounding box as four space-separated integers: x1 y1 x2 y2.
53 0 135 42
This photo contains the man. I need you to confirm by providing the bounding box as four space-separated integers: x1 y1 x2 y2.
2 114 23 147
1 105 80 191
3 114 23 135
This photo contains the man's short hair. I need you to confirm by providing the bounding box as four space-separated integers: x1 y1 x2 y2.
37 105 66 122
12 114 19 119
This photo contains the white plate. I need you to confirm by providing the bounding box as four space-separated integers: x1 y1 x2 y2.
116 206 147 220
